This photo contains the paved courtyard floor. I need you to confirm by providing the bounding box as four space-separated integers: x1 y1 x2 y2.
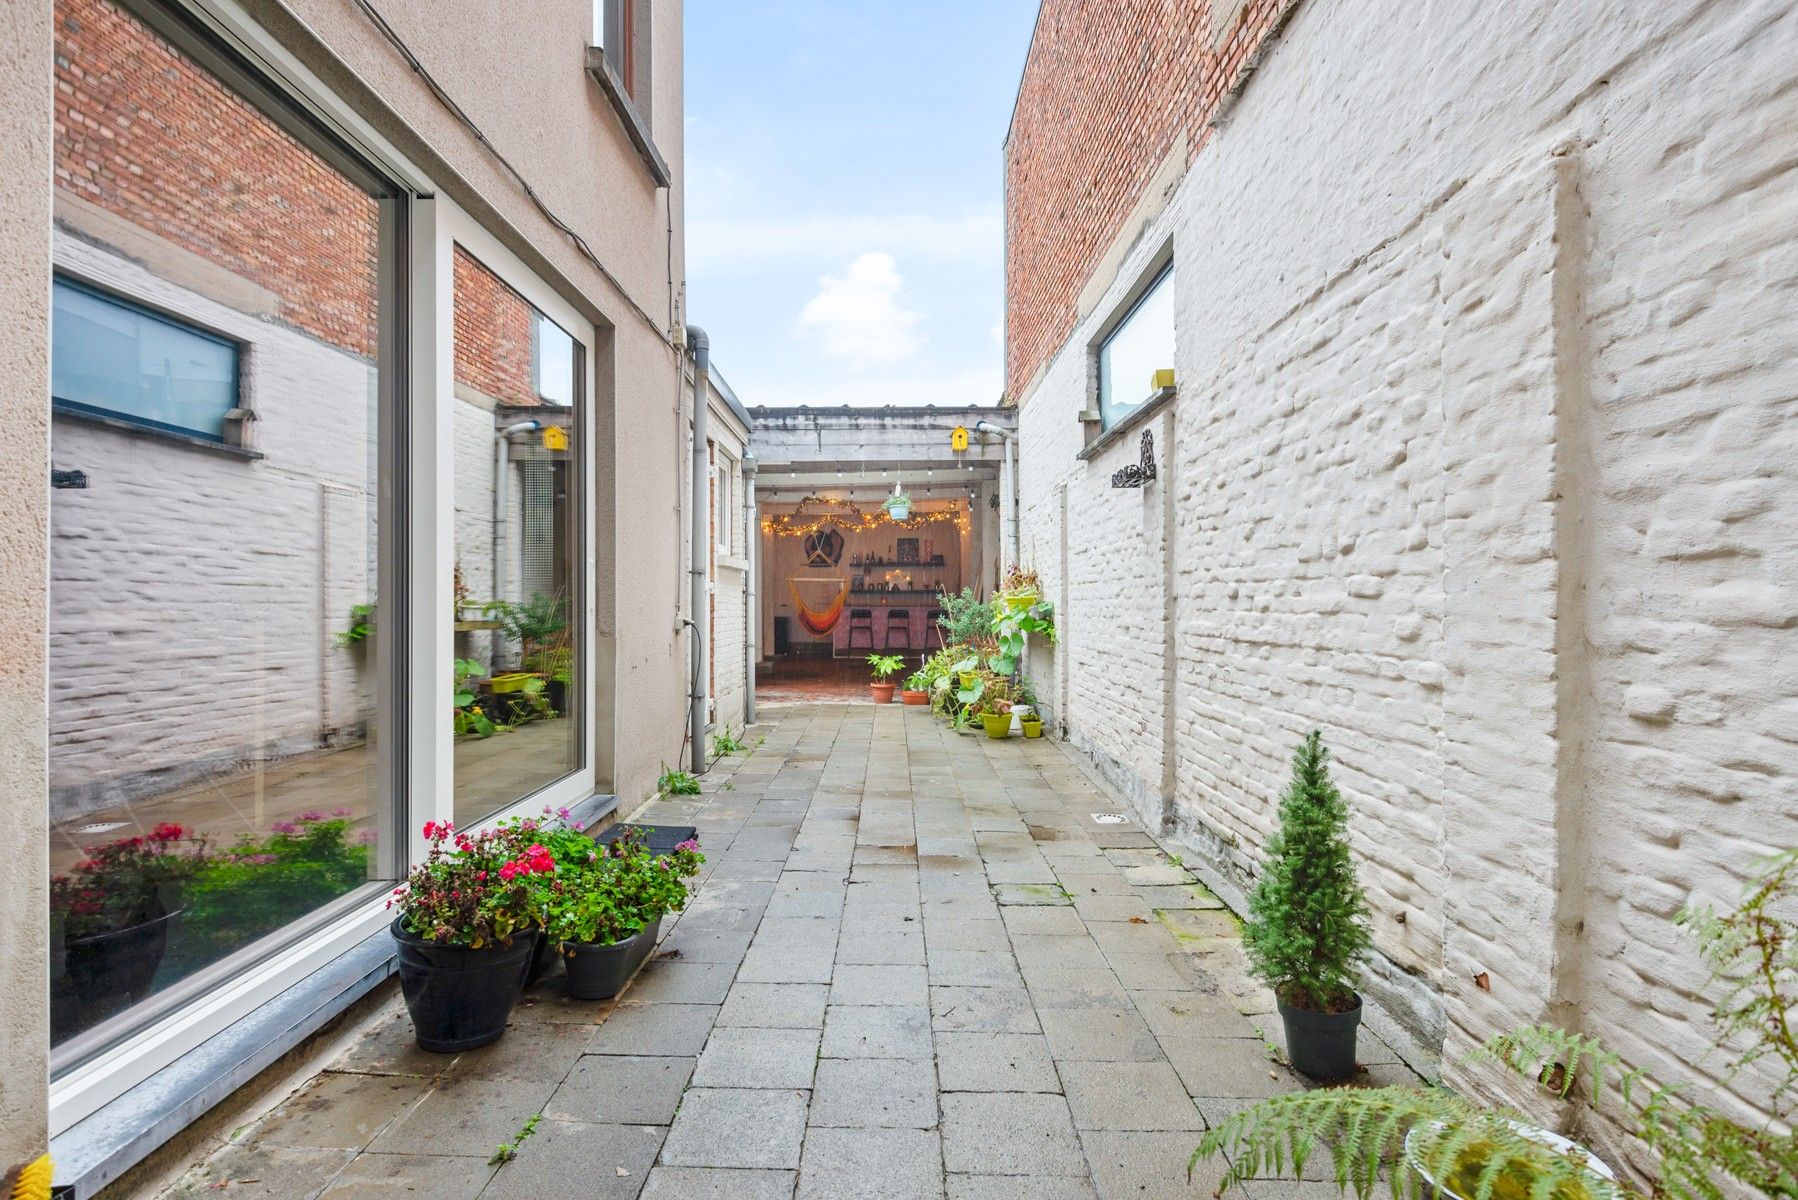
163 703 1413 1199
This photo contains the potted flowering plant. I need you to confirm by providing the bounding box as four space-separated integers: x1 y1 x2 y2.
536 832 703 1000
900 671 931 705
52 823 206 1038
867 653 905 703
388 820 552 1051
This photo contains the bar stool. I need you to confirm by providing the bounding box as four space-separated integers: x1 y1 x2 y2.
884 608 912 650
846 608 875 651
924 609 945 650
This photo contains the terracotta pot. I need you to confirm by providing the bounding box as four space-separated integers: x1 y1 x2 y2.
870 682 897 703
900 689 930 705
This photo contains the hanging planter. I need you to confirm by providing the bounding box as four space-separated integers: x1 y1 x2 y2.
882 487 912 522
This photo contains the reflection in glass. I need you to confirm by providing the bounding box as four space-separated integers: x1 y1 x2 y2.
48 0 390 1049
1098 265 1175 428
451 249 581 825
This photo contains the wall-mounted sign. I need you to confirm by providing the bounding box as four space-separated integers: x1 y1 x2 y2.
950 425 969 453
542 425 569 452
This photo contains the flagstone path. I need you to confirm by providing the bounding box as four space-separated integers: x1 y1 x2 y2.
164 703 1415 1199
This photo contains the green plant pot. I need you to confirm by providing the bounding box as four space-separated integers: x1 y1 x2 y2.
488 672 539 694
957 671 979 688
1021 720 1043 739
980 713 1012 739
1002 591 1039 613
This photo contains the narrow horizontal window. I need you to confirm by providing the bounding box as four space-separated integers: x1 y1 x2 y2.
52 277 240 441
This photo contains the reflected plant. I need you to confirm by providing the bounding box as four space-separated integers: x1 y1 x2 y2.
454 657 506 738
52 823 208 939
333 603 374 648
495 591 568 664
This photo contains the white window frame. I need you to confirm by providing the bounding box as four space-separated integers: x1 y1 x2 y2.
715 452 734 555
49 0 600 1135
1095 259 1174 430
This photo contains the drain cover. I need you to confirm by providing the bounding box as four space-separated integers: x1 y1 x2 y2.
1090 812 1127 825
74 821 128 835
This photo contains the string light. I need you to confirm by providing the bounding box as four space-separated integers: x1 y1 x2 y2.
760 494 970 538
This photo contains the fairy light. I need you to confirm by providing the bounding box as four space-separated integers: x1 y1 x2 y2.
760 494 971 538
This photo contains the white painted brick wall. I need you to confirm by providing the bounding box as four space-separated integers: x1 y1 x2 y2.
1016 0 1798 1159
49 236 378 820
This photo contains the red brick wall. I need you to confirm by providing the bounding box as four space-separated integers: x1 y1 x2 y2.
53 0 379 357
453 245 539 407
1004 0 1295 401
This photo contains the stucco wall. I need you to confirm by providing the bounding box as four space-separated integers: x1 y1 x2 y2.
0 0 51 1182
1013 0 1798 1168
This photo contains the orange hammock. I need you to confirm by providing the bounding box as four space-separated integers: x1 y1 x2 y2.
788 577 850 636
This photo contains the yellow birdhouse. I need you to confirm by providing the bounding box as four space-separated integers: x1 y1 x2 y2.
542 425 569 452
950 425 969 453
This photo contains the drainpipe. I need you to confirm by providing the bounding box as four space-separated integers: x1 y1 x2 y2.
741 450 758 726
687 326 710 775
493 418 542 663
975 419 1019 573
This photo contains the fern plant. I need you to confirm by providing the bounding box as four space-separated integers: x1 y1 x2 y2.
1195 850 1798 1199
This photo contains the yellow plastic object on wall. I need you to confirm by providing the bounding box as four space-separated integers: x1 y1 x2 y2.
950 425 969 452
8 1155 52 1200
1150 368 1176 391
542 425 569 452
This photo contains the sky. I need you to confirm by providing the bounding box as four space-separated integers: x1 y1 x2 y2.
684 1 1042 410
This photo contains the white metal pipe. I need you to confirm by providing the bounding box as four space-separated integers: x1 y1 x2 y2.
492 419 542 661
742 451 758 726
687 326 711 775
975 419 1020 573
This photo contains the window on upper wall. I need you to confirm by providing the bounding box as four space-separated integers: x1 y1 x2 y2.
594 0 639 99
716 455 733 554
52 277 240 441
1096 263 1174 429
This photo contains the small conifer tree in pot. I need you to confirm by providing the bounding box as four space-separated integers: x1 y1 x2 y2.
1244 729 1371 1080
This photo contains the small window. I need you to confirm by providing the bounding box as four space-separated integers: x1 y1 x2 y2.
716 457 733 554
594 0 637 98
52 277 240 440
1097 264 1174 429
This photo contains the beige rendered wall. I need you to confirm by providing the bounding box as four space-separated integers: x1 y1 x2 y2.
1014 0 1798 1176
246 0 689 803
0 0 50 1186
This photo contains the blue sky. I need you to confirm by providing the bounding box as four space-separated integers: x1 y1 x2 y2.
685 1 1041 409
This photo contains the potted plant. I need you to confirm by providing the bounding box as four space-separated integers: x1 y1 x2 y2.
867 653 905 703
998 565 1041 613
1196 848 1798 1200
1242 730 1370 1081
388 820 549 1051
536 831 704 1000
900 671 931 705
1019 710 1043 738
975 675 1019 739
883 488 913 522
52 823 206 1039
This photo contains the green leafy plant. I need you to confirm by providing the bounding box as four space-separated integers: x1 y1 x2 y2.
1195 849 1798 1199
533 831 703 949
490 1113 541 1165
494 591 568 663
903 671 928 691
989 601 1056 675
453 657 505 738
712 728 746 757
868 653 905 682
333 603 374 648
1242 730 1370 1014
658 765 701 796
937 587 996 647
390 820 550 948
973 673 1019 718
523 644 572 684
52 823 208 940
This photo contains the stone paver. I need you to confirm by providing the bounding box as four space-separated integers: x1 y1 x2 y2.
162 703 1418 1199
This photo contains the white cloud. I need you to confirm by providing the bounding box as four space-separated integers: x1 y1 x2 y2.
795 252 924 367
690 210 1001 272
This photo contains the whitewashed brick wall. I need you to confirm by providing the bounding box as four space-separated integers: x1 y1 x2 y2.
1016 0 1798 1163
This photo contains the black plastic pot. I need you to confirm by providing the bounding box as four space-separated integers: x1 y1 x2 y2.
524 928 558 987
63 898 181 1017
561 916 662 1001
1278 994 1362 1081
392 917 534 1052
545 679 568 714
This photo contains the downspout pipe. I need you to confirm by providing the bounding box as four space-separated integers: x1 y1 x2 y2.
741 451 758 726
493 418 543 663
687 326 710 776
975 419 1020 574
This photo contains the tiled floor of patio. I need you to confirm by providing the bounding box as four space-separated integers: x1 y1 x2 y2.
161 703 1414 1199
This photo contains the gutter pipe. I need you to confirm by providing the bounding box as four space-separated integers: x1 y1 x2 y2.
687 326 710 775
493 418 543 661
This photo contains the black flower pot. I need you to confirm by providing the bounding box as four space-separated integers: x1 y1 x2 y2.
524 928 559 987
63 897 181 1019
1278 994 1362 1081
392 918 534 1052
561 917 662 1001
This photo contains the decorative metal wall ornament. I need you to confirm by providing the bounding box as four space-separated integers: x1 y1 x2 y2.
1110 429 1158 488
802 525 845 568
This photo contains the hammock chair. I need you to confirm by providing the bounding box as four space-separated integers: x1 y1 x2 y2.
787 576 850 636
